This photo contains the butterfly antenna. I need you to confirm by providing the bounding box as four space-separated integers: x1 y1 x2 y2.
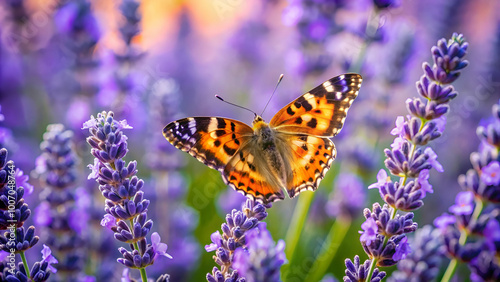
215 95 257 117
261 73 284 116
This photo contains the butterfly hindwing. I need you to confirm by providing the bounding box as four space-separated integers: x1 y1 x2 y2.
222 144 286 203
277 133 336 198
163 117 253 171
270 73 362 137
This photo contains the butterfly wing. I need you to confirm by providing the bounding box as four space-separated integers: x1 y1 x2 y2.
163 117 285 203
271 73 362 198
222 143 286 203
276 133 336 198
270 73 362 137
163 117 254 171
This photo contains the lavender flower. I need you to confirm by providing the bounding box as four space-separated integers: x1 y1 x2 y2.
97 0 146 130
389 225 445 282
54 0 101 130
206 199 268 281
437 100 500 280
0 148 56 281
347 33 469 281
84 111 170 281
359 218 378 246
35 124 87 280
232 222 286 282
448 191 474 215
344 255 386 282
481 161 500 186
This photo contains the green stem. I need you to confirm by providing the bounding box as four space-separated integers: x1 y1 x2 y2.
129 219 148 282
282 192 315 276
139 268 148 282
366 257 378 282
441 258 458 282
19 251 30 279
304 216 351 281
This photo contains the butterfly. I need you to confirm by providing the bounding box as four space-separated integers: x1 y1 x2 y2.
163 73 362 204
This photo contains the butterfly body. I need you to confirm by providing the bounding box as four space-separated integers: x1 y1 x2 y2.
163 73 362 204
251 115 290 191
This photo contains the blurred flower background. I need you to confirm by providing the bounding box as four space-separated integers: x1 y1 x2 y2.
0 0 499 281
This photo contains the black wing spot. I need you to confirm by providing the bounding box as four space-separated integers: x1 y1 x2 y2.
301 144 308 151
230 175 237 181
214 140 221 147
302 100 313 111
230 122 236 132
314 110 321 114
238 182 245 187
287 107 295 115
294 97 304 109
223 144 236 156
234 138 240 145
215 130 226 137
308 177 313 182
198 119 209 132
295 117 303 124
299 135 307 141
248 163 257 171
250 178 255 183
307 118 317 128
309 158 315 164
216 117 226 129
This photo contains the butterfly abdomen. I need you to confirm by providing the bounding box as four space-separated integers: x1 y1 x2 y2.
253 117 289 191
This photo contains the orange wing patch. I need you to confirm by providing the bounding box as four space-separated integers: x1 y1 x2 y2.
163 117 253 171
270 73 362 137
279 133 336 198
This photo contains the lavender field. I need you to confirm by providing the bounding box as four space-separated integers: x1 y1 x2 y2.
0 0 499 281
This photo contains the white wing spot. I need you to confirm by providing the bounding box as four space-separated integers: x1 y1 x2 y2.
323 81 334 92
207 118 218 132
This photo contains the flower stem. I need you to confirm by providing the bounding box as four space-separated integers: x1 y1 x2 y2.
304 216 351 281
20 251 30 279
366 256 378 282
283 192 315 276
440 258 458 282
139 268 148 282
128 218 148 282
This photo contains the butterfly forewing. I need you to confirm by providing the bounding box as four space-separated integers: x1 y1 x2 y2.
270 73 362 137
163 117 253 171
